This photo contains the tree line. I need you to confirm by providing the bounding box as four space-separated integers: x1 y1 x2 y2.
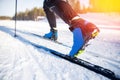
0 16 12 20
1 0 120 20
12 7 45 20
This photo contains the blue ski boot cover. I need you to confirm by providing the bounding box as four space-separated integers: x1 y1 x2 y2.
44 29 58 41
69 28 84 57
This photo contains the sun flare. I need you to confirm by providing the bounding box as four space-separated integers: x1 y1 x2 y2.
90 0 120 12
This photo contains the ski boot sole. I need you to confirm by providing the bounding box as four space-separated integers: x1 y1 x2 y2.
74 49 85 57
91 29 99 39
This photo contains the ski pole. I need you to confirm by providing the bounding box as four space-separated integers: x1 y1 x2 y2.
14 0 17 37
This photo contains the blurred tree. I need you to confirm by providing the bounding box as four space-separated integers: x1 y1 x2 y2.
68 0 88 13
68 0 81 13
0 16 11 20
12 7 45 20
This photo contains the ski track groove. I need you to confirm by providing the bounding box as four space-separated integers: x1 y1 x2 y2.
13 41 49 80
86 51 120 67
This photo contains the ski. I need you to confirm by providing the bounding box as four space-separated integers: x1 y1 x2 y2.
31 42 119 80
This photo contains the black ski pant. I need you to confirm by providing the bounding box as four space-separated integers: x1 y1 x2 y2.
43 0 78 31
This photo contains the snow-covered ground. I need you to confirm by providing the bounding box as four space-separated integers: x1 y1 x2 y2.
0 13 120 80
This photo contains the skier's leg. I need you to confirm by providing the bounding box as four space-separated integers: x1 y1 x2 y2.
43 0 58 40
50 1 100 57
50 1 85 57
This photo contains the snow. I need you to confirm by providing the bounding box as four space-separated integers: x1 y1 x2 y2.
0 13 120 80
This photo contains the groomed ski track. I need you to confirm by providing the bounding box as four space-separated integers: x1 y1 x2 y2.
0 25 120 80
0 14 120 80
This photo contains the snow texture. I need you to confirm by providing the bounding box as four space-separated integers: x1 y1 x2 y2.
0 13 120 80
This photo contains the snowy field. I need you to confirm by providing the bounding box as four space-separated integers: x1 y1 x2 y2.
0 13 120 80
